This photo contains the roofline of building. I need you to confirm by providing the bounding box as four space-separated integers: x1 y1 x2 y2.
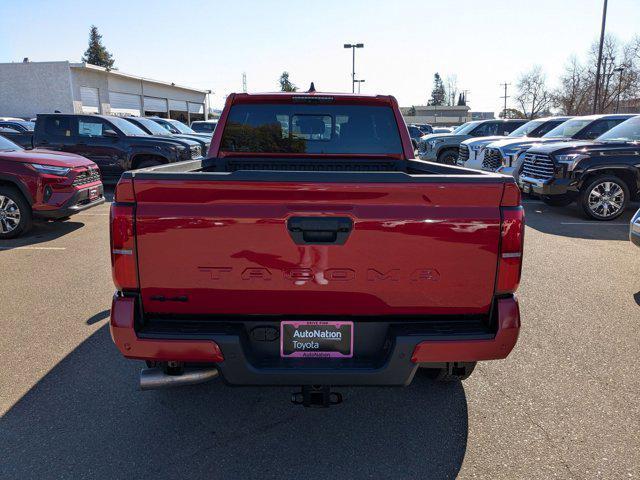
69 62 209 94
0 60 208 94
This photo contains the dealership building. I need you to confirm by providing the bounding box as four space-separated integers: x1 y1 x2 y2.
0 60 210 123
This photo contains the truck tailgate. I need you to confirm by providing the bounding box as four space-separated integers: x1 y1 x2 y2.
134 179 504 316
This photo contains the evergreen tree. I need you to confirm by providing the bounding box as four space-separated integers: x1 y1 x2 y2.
279 72 297 92
82 26 115 69
429 73 446 106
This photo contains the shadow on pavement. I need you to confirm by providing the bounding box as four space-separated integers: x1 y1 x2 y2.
1 325 468 480
0 220 84 250
524 201 635 241
86 309 110 325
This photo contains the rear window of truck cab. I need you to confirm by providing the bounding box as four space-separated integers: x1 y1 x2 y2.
220 103 403 154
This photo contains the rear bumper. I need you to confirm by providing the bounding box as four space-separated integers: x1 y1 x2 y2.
110 295 520 386
34 184 105 219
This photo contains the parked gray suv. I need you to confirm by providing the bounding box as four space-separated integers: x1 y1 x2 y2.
417 119 527 164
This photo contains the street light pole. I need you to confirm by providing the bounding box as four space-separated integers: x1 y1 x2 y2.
354 79 365 93
344 43 364 93
593 0 608 114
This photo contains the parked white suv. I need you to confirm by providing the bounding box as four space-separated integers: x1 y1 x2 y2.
459 116 571 170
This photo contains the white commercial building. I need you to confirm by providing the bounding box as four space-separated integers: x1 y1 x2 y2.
0 60 210 124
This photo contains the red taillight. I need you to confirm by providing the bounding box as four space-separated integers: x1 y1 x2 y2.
110 203 138 291
496 206 524 294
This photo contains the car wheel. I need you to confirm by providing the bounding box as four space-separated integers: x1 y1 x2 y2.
0 186 32 239
579 175 629 221
420 362 476 382
437 150 458 165
542 194 574 207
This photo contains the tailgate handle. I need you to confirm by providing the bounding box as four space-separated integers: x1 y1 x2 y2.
287 217 353 245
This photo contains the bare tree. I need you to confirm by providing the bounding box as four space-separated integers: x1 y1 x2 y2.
555 55 591 115
555 35 640 114
445 74 458 106
515 66 553 119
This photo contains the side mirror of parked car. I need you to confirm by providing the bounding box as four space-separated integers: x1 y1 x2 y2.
104 129 118 138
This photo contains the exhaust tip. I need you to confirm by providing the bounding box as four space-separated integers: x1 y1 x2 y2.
139 367 219 390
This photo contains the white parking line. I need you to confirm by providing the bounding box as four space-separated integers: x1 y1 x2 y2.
0 246 67 250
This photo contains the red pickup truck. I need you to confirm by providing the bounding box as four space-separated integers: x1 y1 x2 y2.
109 90 523 406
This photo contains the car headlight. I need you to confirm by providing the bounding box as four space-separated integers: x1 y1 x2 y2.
470 144 482 152
555 153 588 171
428 138 445 147
30 164 71 176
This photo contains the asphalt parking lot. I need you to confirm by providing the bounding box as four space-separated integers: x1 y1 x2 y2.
1 193 638 479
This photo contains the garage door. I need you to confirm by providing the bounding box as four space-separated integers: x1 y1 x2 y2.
144 96 168 113
80 87 100 113
110 91 141 116
188 102 204 114
169 100 187 112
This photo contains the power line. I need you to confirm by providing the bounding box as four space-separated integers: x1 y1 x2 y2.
500 82 510 117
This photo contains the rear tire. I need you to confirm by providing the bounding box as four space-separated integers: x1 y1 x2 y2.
542 194 574 207
437 149 458 165
0 186 32 239
579 175 629 221
421 362 477 382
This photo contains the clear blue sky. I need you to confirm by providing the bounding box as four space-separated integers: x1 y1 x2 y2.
1 0 638 113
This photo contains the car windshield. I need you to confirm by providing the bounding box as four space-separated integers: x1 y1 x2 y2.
192 122 217 132
0 136 22 151
454 122 479 135
508 120 543 137
133 117 170 135
167 119 196 134
109 117 148 136
597 116 640 142
543 118 592 138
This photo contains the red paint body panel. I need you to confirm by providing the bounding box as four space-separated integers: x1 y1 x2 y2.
134 179 504 316
411 296 521 362
109 295 224 362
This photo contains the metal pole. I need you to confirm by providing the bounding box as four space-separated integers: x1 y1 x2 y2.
593 0 608 114
352 46 355 93
500 82 510 117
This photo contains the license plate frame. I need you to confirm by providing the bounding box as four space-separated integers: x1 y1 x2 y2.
88 187 99 200
280 321 353 359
